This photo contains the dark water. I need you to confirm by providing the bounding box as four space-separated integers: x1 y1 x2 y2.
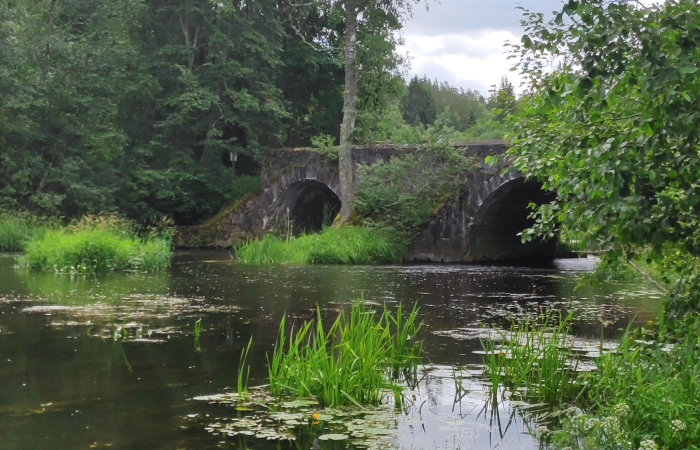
0 252 662 450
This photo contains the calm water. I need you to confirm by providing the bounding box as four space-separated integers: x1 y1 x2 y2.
0 252 663 450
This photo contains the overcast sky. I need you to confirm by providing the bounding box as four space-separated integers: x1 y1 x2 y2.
399 0 566 95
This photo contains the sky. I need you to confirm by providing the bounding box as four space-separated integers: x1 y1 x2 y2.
399 0 567 96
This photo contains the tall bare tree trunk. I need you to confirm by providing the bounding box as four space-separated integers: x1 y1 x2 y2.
338 2 357 223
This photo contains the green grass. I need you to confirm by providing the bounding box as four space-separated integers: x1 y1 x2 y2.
235 226 404 265
17 214 172 272
481 312 581 404
547 318 700 450
0 210 58 252
268 301 423 407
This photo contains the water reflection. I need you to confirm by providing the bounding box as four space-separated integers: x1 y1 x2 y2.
0 251 662 449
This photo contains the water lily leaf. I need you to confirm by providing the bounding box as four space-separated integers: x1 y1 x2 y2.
281 399 318 408
318 433 349 440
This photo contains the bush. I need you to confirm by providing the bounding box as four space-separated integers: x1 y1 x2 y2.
231 175 261 204
0 211 58 251
17 214 172 272
235 226 403 265
355 114 475 244
547 320 700 450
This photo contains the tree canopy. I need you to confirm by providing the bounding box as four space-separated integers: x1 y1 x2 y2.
509 0 700 321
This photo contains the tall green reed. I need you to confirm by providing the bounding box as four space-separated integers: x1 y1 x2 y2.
235 226 404 265
237 337 253 398
0 210 58 252
18 213 172 272
268 301 423 407
481 312 581 404
194 318 202 352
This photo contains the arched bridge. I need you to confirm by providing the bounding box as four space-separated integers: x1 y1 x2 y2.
175 140 556 262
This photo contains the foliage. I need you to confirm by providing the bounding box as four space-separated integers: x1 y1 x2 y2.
0 210 59 252
268 301 423 407
230 175 261 207
415 76 490 131
355 114 475 244
0 0 291 224
508 0 700 323
481 312 581 405
487 76 518 122
547 320 700 450
401 75 437 126
18 214 172 272
235 226 403 265
307 134 340 161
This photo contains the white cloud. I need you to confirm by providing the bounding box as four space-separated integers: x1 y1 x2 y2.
401 30 522 96
400 0 563 95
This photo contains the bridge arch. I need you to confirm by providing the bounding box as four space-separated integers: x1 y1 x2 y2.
463 176 556 262
264 179 341 235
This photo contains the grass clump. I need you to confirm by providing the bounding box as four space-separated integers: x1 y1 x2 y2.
0 210 58 251
546 319 700 450
18 214 173 272
268 302 423 407
481 312 581 405
235 226 404 265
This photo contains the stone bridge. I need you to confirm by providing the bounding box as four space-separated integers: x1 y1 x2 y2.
175 140 556 262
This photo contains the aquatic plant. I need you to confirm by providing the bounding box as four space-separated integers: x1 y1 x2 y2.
0 210 58 252
235 226 404 265
481 312 581 404
547 319 700 450
194 318 202 352
268 301 423 407
237 337 252 398
17 214 173 272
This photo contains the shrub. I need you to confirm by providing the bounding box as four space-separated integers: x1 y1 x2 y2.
548 320 700 450
17 214 172 272
235 226 403 265
355 114 475 244
231 175 260 204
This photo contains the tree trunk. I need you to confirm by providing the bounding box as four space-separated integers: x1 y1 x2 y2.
338 1 357 223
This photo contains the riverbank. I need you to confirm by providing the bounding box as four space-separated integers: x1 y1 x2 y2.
0 212 173 272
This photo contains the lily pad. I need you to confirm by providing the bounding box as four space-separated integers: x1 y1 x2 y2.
318 434 349 441
281 399 318 408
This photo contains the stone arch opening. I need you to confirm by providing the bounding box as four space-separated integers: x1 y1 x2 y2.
274 180 341 235
465 178 556 262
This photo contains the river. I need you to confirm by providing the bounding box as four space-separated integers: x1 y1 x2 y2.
0 252 662 450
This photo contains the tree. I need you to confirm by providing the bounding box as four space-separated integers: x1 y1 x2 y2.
286 0 423 222
401 75 436 126
487 76 517 123
508 0 700 322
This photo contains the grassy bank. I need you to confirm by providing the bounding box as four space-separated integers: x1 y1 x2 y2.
17 215 173 272
545 320 700 450
0 211 58 252
481 314 700 450
235 226 404 265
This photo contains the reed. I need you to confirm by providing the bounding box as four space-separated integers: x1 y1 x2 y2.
268 301 423 407
194 318 202 352
17 214 172 272
0 210 57 252
481 312 581 404
235 226 404 265
237 337 253 398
